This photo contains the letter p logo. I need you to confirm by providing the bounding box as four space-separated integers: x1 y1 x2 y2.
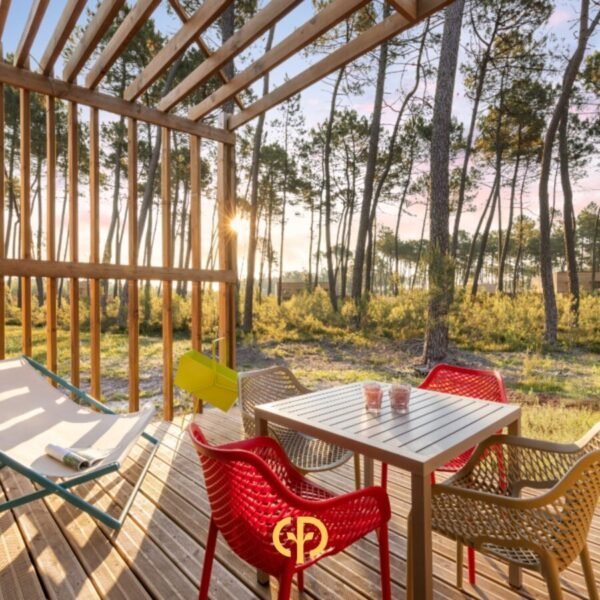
273 516 328 564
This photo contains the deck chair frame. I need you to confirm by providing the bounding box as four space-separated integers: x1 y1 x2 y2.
0 356 158 530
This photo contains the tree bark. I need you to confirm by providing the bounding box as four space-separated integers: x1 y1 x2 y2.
423 0 465 364
243 26 275 332
558 108 580 321
351 7 390 301
538 0 599 343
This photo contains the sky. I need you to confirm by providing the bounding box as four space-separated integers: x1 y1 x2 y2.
2 0 599 275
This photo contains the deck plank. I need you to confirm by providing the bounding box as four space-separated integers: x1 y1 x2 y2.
2 408 598 600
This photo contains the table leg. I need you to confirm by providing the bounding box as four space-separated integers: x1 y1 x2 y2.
255 413 269 436
508 417 522 589
254 413 270 585
409 473 433 600
364 457 374 487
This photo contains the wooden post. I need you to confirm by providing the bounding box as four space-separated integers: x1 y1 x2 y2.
161 127 173 420
89 106 101 399
190 134 202 413
68 101 80 387
128 118 140 412
0 43 4 359
46 94 57 373
217 120 236 368
20 83 32 356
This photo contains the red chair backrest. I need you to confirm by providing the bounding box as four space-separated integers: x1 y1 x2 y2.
188 423 316 575
419 363 507 404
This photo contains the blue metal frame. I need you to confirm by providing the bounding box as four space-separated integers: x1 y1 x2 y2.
0 356 159 529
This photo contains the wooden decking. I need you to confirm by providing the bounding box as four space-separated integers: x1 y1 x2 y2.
0 407 598 599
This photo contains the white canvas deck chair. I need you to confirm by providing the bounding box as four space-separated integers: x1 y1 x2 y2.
0 356 158 529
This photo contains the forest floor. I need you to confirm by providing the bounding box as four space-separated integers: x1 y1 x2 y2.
6 324 598 443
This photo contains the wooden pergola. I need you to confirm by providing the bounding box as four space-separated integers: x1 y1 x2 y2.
0 0 450 421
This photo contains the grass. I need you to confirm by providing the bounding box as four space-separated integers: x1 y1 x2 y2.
4 287 599 442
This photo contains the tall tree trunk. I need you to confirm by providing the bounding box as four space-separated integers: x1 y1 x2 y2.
243 26 275 332
591 206 599 289
412 201 429 289
472 185 499 296
498 130 522 292
512 159 530 294
423 0 465 364
323 68 345 310
351 6 390 301
538 0 599 343
558 108 580 321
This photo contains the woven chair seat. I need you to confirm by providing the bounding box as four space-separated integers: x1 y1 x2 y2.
239 366 353 474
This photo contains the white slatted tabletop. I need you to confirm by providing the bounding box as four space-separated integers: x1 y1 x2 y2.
254 381 521 600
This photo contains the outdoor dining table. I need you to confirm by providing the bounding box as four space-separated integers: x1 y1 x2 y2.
255 381 522 600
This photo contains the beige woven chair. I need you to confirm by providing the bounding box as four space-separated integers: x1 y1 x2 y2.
411 423 600 600
238 366 361 488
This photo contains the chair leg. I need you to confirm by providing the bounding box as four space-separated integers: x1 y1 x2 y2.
379 522 392 600
297 570 304 593
278 564 295 600
354 453 361 489
468 546 476 585
381 463 387 489
541 555 563 600
199 518 218 600
580 544 599 600
456 541 464 589
430 471 436 485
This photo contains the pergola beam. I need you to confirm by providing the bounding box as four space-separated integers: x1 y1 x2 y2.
124 0 233 102
387 0 417 20
39 0 87 76
229 0 453 129
85 0 161 89
14 0 50 68
0 1 11 40
63 0 126 83
159 0 302 113
188 0 371 121
228 2 448 130
0 62 235 143
168 0 244 110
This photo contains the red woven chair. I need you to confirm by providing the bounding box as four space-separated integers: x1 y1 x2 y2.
188 423 391 600
420 364 508 586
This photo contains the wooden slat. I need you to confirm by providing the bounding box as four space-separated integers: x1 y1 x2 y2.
388 0 417 20
0 1 11 39
0 44 4 360
217 132 236 368
0 485 45 600
190 134 202 413
46 95 57 373
62 0 126 83
0 470 101 599
158 0 301 112
162 127 174 420
85 0 161 89
0 62 235 143
39 0 87 76
0 258 237 283
229 11 413 129
128 117 140 412
13 0 50 68
89 107 101 400
20 86 32 356
167 0 244 110
187 0 370 121
68 101 80 388
124 0 232 102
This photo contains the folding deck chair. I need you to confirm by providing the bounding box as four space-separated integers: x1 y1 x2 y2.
0 356 158 529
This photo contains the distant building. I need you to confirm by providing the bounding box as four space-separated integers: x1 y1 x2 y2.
532 271 600 293
277 281 329 300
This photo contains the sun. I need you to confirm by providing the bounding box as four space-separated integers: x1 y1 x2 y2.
229 215 244 234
